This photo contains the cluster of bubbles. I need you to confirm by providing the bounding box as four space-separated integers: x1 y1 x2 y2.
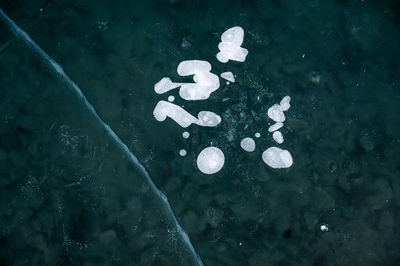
152 26 294 174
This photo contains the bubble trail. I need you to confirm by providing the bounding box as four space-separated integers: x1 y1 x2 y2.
0 8 204 266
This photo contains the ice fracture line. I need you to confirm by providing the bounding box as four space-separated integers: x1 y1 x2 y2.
0 8 204 266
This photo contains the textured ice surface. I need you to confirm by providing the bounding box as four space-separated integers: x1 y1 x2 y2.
216 26 248 63
154 60 220 101
240 137 256 152
196 147 225 174
153 101 220 128
179 149 187 156
272 131 284 144
262 147 293 168
182 131 190 139
268 122 284 132
220 72 235 82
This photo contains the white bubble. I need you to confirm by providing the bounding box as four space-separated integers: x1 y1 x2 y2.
255 132 261 138
320 224 329 232
268 122 283 132
182 131 190 139
168 95 175 102
220 71 235 82
216 26 248 63
197 111 221 127
280 96 291 111
267 104 286 122
272 131 284 144
262 147 293 168
240 137 256 152
179 149 187 156
196 147 225 174
153 101 221 128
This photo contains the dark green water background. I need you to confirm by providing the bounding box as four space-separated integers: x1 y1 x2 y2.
1 0 400 265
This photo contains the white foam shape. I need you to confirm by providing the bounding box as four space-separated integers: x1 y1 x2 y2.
153 101 220 128
272 131 284 144
280 96 291 111
262 147 293 168
240 137 256 152
179 149 187 156
221 26 244 45
177 60 220 100
268 122 284 132
196 147 225 174
268 104 286 122
217 42 248 63
154 60 220 101
220 72 235 82
168 95 175 102
154 77 181 94
198 111 221 127
255 132 261 138
182 131 190 139
216 26 248 63
153 101 198 128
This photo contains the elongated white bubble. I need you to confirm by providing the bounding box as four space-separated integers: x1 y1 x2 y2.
280 96 291 111
196 147 225 174
0 8 204 265
153 101 221 128
262 147 293 168
255 132 261 138
272 131 284 144
154 60 220 101
240 137 256 152
197 111 221 127
268 122 284 132
153 101 198 128
267 104 286 122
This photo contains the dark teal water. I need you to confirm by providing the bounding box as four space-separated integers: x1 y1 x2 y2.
1 0 400 265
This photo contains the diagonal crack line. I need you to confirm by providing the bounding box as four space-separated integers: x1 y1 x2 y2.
0 8 204 266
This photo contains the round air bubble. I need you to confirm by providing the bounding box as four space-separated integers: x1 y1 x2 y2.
182 131 190 139
168 95 175 102
255 132 261 138
196 147 225 174
179 149 187 156
240 137 256 152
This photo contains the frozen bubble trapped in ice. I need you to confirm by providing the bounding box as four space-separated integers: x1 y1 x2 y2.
179 149 187 156
168 95 175 102
255 132 261 138
182 131 190 139
262 147 293 168
267 104 286 122
272 131 284 144
268 122 284 132
220 72 235 82
196 147 225 174
280 96 291 111
240 137 256 152
216 26 249 63
197 111 221 127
